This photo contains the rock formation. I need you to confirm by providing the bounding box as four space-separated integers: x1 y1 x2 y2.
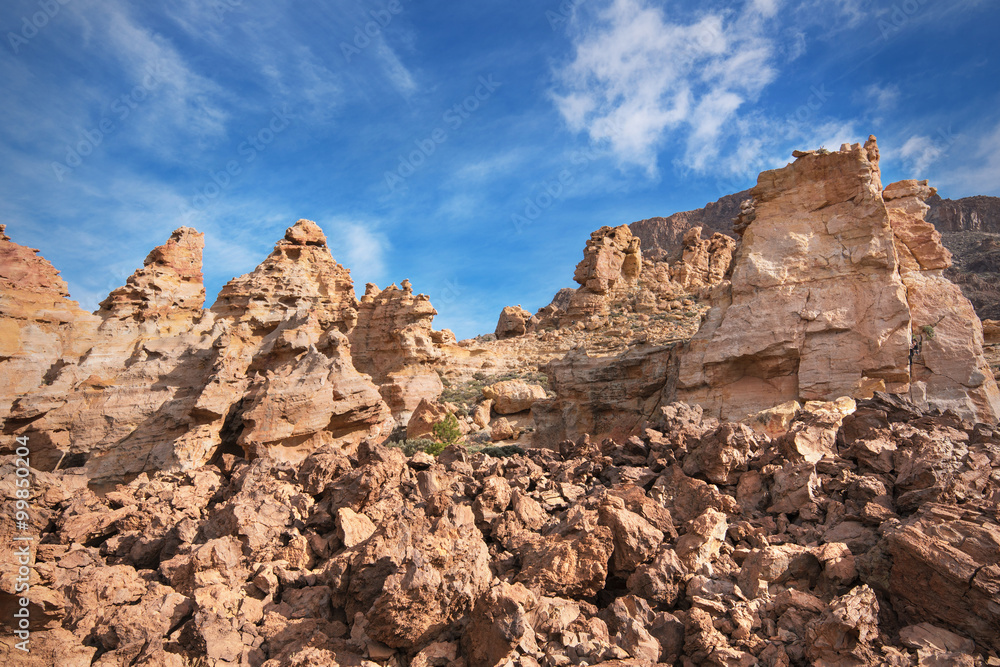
676 137 1000 423
630 189 751 262
884 179 1000 419
670 226 737 290
0 225 99 422
348 281 453 422
2 220 392 486
97 227 206 332
495 305 532 340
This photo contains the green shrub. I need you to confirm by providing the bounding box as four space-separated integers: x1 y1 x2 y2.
433 413 463 449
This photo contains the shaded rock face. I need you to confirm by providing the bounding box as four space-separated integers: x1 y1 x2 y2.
5 392 999 666
348 281 450 421
0 226 99 421
2 220 391 486
533 344 680 444
884 180 1000 421
675 138 998 423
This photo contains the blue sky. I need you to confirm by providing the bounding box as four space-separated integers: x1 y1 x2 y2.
2 0 999 339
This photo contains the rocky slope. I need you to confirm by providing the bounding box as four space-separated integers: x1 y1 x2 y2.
630 190 751 263
3 392 999 665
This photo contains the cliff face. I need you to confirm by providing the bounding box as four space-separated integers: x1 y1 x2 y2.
927 193 1000 233
674 139 1000 423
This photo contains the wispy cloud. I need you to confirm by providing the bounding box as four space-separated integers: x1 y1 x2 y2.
550 0 779 177
323 219 390 289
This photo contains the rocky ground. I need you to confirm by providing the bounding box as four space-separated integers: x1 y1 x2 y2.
3 393 999 666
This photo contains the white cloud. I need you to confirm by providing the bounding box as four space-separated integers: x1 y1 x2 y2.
861 83 900 113
939 121 1000 196
551 0 778 177
323 220 390 287
900 135 945 176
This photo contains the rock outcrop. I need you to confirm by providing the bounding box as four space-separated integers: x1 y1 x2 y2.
670 226 736 290
676 138 1000 423
348 281 452 421
0 225 99 422
97 227 206 332
630 189 751 262
3 220 392 485
884 179 1000 420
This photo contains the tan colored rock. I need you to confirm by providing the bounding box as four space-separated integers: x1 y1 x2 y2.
407 398 448 440
8 220 391 485
670 226 736 290
212 219 358 332
238 322 392 462
599 496 665 574
885 179 1000 422
0 225 100 422
495 305 532 339
473 399 493 428
483 379 546 414
489 417 516 442
463 581 539 667
678 139 912 420
675 508 727 574
745 400 801 438
349 281 448 420
97 227 205 333
337 507 376 548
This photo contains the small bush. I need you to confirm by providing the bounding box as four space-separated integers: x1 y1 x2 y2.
433 413 463 448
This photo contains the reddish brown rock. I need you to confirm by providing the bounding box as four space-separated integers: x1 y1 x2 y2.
495 305 532 340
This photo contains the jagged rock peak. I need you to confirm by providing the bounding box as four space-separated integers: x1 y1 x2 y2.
211 219 359 332
98 227 205 322
0 223 73 297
